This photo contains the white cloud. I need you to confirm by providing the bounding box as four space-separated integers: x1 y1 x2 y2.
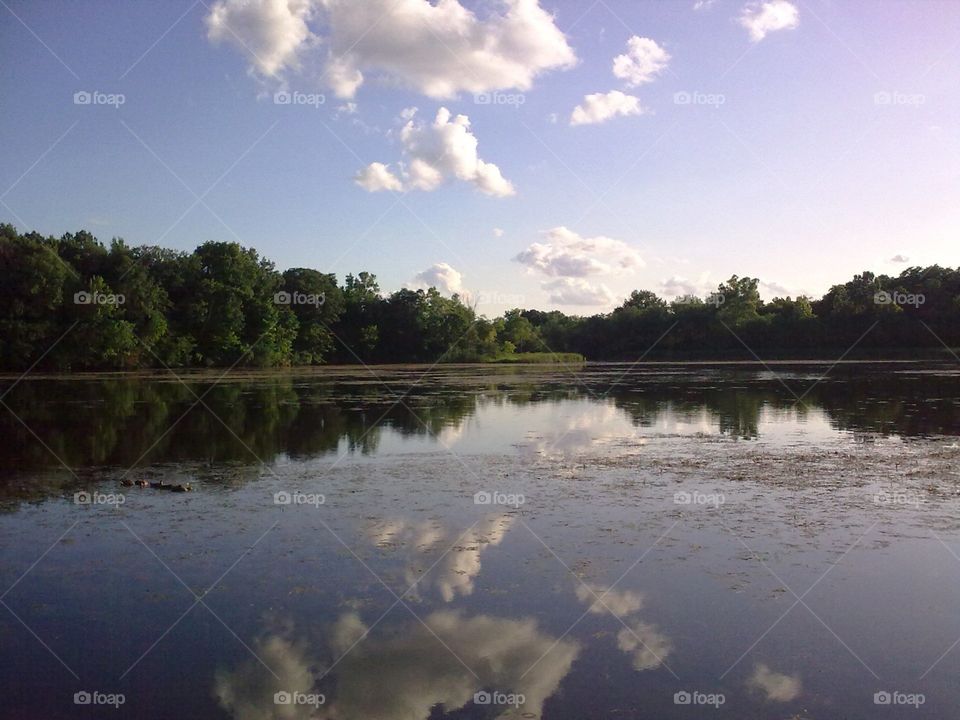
890 254 909 263
205 0 316 77
323 609 580 719
412 262 467 298
612 36 670 86
543 277 614 305
515 227 642 307
760 280 791 297
575 584 644 617
493 227 504 237
659 273 715 299
213 620 320 720
215 608 580 720
205 0 576 99
747 663 802 702
571 90 644 126
399 106 418 121
616 620 673 671
515 226 644 277
354 161 402 192
360 107 514 196
739 0 799 42
367 514 511 602
336 101 357 114
694 0 718 9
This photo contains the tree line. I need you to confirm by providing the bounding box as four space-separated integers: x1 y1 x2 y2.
1 224 958 370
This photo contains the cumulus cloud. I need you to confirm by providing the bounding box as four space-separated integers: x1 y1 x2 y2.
739 0 800 42
354 161 403 191
205 0 316 78
571 90 645 126
747 663 802 702
359 107 515 196
323 609 579 719
612 36 671 86
616 620 673 671
367 514 513 602
760 280 791 297
213 619 320 720
493 227 504 237
514 227 642 307
205 0 576 99
412 262 467 297
515 227 644 278
659 273 715 300
890 254 909 263
575 583 644 617
216 609 579 720
543 277 614 305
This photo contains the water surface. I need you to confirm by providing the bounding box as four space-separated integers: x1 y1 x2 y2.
1 362 959 718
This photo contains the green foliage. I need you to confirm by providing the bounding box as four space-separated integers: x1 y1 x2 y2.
0 225 958 370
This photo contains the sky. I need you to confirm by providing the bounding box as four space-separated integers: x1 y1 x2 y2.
1 0 958 315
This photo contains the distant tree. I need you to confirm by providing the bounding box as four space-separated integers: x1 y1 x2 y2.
281 268 343 364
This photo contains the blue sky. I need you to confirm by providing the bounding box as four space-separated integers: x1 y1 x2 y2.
1 0 958 313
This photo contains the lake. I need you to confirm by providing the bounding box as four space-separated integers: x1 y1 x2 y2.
1 362 959 719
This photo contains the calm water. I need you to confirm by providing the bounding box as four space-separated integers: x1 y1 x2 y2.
1 362 959 719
